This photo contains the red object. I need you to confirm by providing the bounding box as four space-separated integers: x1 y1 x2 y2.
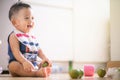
84 65 94 76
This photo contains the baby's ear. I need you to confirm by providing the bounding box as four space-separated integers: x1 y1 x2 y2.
11 18 17 26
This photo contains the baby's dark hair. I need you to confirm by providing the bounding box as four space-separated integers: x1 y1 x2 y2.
9 1 31 20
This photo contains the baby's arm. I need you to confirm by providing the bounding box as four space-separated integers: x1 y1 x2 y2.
37 49 52 67
9 33 35 72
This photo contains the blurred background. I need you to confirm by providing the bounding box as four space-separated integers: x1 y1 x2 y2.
0 0 120 73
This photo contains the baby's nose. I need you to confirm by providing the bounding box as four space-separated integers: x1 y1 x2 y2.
28 20 34 25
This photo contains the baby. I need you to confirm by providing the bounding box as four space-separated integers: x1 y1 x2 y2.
8 1 52 77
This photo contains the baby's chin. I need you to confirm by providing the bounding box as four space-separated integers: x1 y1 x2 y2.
26 29 32 33
26 27 33 32
23 29 31 33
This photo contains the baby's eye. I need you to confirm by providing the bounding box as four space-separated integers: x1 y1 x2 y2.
24 17 29 19
32 17 34 20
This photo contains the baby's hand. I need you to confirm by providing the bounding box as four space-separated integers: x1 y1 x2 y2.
22 60 35 72
40 59 52 68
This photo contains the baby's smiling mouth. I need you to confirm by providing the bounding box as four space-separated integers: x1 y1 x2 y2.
27 25 32 28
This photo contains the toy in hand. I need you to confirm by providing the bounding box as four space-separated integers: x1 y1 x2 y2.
42 61 49 67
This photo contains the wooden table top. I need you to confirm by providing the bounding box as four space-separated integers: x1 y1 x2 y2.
0 73 114 80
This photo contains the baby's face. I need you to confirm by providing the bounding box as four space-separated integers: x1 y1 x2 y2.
13 8 34 33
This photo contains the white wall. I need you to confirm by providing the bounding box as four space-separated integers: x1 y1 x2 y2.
73 0 110 62
0 0 18 70
110 0 120 61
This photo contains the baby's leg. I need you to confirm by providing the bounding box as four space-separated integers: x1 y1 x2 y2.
36 67 51 77
8 61 36 77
